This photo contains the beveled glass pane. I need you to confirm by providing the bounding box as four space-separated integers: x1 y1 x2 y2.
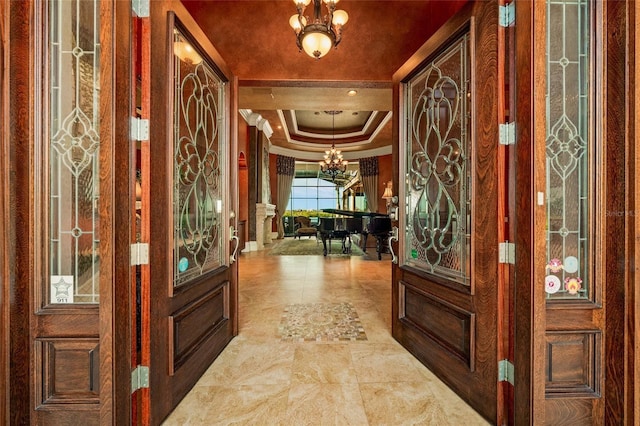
173 29 225 286
545 0 591 300
403 33 471 285
49 0 101 304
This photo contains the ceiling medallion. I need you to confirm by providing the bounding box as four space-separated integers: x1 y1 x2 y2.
289 0 349 59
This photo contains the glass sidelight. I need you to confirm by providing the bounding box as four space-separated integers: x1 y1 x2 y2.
172 28 226 287
49 0 101 304
403 32 472 285
544 0 592 300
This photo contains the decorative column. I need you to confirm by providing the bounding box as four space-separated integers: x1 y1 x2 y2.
255 203 276 249
241 110 275 251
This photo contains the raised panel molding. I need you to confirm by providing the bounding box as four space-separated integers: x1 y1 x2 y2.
398 281 475 369
35 338 100 405
545 331 601 397
168 283 229 374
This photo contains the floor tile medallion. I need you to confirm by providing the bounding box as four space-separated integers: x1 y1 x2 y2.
279 302 367 342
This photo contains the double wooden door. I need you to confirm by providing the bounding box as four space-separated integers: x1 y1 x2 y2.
391 1 506 423
5 0 237 423
137 1 239 423
390 1 633 424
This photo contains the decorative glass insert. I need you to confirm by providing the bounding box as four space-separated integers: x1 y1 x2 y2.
49 0 101 304
544 0 591 300
403 33 471 285
173 29 225 286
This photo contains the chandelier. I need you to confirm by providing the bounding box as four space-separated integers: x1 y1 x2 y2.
319 111 348 180
289 0 349 59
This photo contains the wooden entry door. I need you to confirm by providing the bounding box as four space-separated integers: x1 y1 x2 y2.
7 0 133 423
145 2 239 423
391 1 504 423
522 0 630 423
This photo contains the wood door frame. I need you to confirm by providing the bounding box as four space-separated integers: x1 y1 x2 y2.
1 1 10 423
634 2 640 423
6 1 32 420
512 1 536 424
102 1 135 423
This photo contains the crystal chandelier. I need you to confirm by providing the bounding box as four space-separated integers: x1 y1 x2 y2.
319 111 348 180
289 0 349 59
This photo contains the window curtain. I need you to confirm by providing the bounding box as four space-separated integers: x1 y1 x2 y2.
275 155 296 238
359 156 379 213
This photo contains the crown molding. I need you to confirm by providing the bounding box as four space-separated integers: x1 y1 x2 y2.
239 109 273 139
269 144 391 159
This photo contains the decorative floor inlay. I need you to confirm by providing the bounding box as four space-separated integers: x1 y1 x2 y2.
279 302 367 342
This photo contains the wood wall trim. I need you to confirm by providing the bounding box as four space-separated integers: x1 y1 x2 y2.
530 0 547 424
0 0 9 422
633 1 639 422
603 0 629 423
8 1 33 422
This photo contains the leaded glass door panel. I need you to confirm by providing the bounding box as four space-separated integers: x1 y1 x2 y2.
146 4 238 423
392 1 505 422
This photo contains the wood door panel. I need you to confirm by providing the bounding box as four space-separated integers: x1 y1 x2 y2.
545 331 600 397
170 281 229 371
545 399 595 425
38 411 100 426
34 312 99 336
35 338 100 405
400 281 474 367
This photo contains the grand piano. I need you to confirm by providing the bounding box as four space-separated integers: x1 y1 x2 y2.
319 209 392 259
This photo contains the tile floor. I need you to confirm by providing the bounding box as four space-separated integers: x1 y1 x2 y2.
163 242 489 425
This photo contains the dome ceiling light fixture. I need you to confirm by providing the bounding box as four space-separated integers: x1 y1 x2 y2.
319 111 348 181
289 0 349 59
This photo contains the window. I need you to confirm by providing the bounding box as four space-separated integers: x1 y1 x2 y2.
283 162 363 236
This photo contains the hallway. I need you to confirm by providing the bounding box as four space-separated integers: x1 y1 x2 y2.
163 240 489 425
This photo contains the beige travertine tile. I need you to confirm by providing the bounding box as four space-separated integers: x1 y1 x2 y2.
291 344 358 384
284 383 369 425
164 383 290 425
195 340 295 387
359 381 448 425
162 243 487 425
350 342 426 383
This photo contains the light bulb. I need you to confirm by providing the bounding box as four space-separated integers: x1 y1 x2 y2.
289 14 307 31
332 10 348 26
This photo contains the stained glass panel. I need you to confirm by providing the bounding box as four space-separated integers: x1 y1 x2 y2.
544 0 591 300
49 0 101 304
403 33 471 285
173 29 225 286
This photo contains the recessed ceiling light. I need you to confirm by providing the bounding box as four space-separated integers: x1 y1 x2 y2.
347 90 357 96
